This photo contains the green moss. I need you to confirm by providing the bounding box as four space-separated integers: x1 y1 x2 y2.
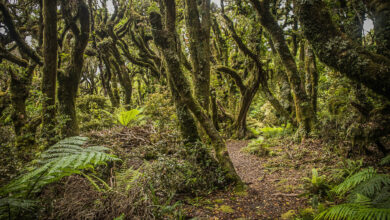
218 205 235 214
281 210 296 220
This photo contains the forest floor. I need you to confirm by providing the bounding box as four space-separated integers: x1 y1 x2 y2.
182 139 340 219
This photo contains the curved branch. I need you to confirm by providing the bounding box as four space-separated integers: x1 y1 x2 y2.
296 0 390 100
215 65 247 94
0 45 28 67
0 2 42 65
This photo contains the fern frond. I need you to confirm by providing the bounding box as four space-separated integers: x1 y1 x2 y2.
381 155 390 166
333 167 376 196
349 174 390 200
315 202 390 220
372 186 390 209
1 136 120 197
0 198 36 210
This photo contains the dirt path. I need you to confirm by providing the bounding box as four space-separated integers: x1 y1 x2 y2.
184 139 337 219
227 140 265 189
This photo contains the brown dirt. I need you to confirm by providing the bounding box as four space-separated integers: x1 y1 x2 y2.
183 138 340 219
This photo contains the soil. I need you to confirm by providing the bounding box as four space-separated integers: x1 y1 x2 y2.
183 138 340 219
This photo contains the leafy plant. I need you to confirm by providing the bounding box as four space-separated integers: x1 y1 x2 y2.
330 159 364 183
0 136 119 219
316 168 390 220
303 168 330 199
332 167 377 196
381 155 390 166
260 124 292 138
241 137 274 157
117 109 143 127
315 196 390 220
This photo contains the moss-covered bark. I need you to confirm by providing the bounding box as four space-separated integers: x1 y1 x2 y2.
150 3 242 185
249 0 315 136
364 0 390 58
57 0 90 137
184 0 212 110
296 0 390 100
220 13 294 135
305 46 318 115
41 0 58 140
98 55 119 108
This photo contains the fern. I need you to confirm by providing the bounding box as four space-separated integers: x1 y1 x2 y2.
117 109 142 127
2 136 119 197
315 202 390 220
349 174 390 200
381 155 390 166
317 168 390 220
0 197 37 217
332 167 376 196
0 136 120 218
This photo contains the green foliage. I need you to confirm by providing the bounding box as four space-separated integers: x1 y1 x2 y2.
380 155 390 166
330 159 364 183
316 168 390 220
117 109 143 127
241 137 273 157
260 124 293 138
303 168 330 199
0 136 119 218
315 199 390 220
76 95 115 131
332 167 377 196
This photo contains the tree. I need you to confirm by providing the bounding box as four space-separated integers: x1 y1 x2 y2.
57 0 90 137
41 0 58 141
296 0 390 101
249 0 315 137
149 0 242 184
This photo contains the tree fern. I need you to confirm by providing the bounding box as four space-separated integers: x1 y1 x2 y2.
349 174 390 200
315 202 390 220
332 167 377 196
117 109 142 127
0 136 120 218
317 168 390 220
1 136 119 196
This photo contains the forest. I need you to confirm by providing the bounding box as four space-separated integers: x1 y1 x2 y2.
0 0 389 219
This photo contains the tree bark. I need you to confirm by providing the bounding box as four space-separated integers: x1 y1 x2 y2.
41 0 58 140
150 3 242 185
249 0 315 136
57 0 90 137
296 0 390 100
184 0 212 110
364 0 390 58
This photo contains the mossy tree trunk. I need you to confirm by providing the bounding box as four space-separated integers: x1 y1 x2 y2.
168 77 200 144
304 45 319 115
249 0 315 137
296 0 390 101
149 1 242 185
184 0 212 110
364 0 390 58
9 66 35 137
220 13 294 137
98 55 120 108
57 0 90 137
41 0 58 140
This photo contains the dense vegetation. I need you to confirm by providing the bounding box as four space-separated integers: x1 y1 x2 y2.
0 0 389 219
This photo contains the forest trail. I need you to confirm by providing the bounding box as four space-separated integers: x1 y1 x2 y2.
228 140 265 190
184 139 336 219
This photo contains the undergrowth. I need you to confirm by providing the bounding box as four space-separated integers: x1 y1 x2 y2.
0 136 119 219
301 156 390 220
